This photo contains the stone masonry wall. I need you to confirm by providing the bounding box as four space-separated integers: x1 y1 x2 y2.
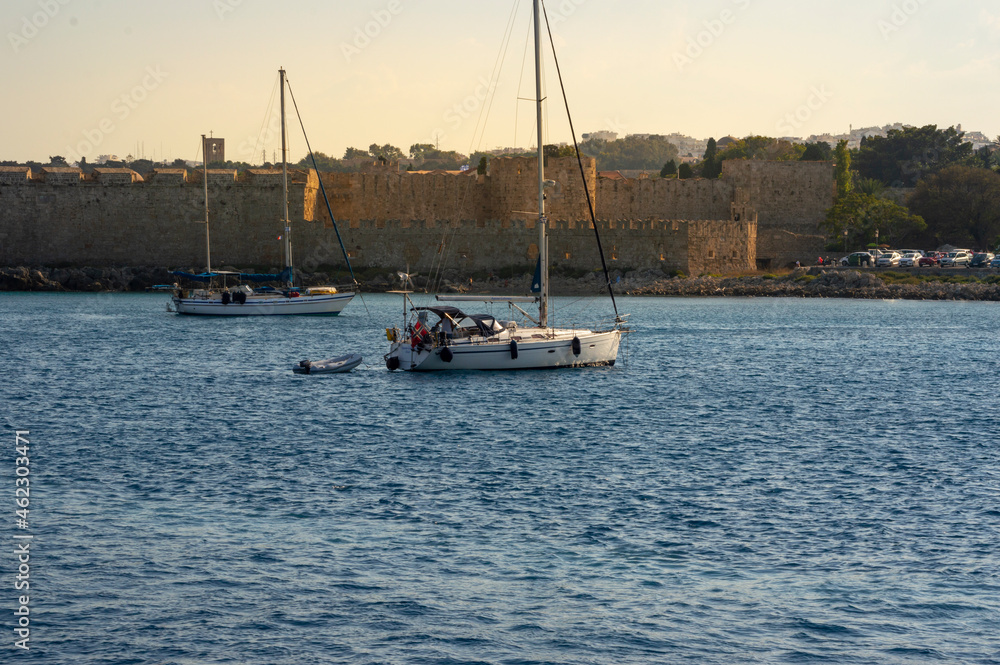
722 160 834 268
0 158 833 275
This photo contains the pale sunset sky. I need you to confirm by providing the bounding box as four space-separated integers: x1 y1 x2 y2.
3 0 998 164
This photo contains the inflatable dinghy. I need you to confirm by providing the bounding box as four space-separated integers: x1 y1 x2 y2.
293 354 363 374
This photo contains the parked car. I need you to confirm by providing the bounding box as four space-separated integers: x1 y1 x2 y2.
841 251 874 267
991 255 1000 269
898 252 922 267
940 251 973 267
876 251 902 267
918 254 940 267
969 252 995 268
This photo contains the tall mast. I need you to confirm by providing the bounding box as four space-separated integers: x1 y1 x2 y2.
280 68 292 288
202 134 211 275
534 0 548 327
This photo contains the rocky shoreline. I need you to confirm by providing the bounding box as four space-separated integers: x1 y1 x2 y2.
3 265 1000 302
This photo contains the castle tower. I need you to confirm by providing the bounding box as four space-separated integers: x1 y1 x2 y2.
204 137 225 165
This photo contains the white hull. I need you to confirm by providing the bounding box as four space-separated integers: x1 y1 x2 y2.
293 353 363 374
173 292 353 316
389 327 620 371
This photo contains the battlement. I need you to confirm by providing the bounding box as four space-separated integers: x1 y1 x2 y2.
0 158 830 272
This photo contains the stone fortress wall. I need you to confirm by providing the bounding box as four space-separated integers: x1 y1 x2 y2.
0 157 833 277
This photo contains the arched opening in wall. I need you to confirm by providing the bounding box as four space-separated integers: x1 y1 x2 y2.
564 251 572 260
527 243 539 261
611 245 618 261
708 250 715 259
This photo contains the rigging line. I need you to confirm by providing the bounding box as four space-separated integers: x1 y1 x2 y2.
284 76 372 320
469 0 520 155
514 6 533 151
541 0 619 319
252 75 280 166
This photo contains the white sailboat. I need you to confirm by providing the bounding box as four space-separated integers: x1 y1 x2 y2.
172 69 354 316
384 0 628 371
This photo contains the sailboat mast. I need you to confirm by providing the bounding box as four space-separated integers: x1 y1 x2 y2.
202 134 211 275
280 68 292 288
534 0 548 328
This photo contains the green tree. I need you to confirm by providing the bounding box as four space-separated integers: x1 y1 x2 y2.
544 144 577 158
701 138 722 178
834 140 852 198
296 151 350 172
678 163 694 179
578 134 679 171
660 159 677 177
854 125 972 187
715 136 802 162
408 143 435 160
908 165 1000 249
823 191 926 247
48 155 69 166
369 143 403 161
800 141 832 161
966 145 999 171
856 177 885 196
343 147 369 160
414 147 466 171
477 155 488 175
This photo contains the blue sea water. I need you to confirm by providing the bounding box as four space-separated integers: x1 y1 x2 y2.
1 292 999 664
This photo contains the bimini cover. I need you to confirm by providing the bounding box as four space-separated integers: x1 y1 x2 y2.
172 267 293 283
171 271 215 283
239 267 293 283
413 306 505 337
464 314 505 337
